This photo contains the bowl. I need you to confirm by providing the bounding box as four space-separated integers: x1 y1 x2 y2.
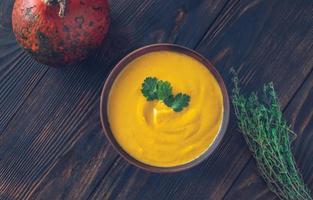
100 44 229 173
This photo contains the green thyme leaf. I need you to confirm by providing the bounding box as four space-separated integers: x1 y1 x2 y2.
231 69 312 200
141 77 158 101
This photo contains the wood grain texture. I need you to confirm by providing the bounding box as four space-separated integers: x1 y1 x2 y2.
0 0 312 199
87 0 313 199
0 0 230 199
223 70 313 200
0 0 48 132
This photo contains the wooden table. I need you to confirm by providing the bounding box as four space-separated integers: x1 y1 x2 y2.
0 0 312 199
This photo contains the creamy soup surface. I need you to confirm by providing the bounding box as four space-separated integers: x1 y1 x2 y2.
108 51 223 167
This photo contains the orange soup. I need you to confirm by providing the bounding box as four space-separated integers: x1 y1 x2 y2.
108 50 223 167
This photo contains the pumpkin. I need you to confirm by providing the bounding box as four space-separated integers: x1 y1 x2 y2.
12 0 110 67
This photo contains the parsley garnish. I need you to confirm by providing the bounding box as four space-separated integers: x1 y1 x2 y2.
141 77 158 101
156 80 172 100
141 77 190 112
169 93 190 112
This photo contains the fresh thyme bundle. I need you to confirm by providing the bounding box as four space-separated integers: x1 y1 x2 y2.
231 71 312 200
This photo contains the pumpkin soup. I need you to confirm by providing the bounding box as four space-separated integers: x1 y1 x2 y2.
108 50 223 167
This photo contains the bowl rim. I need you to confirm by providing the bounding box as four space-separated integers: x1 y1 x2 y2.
100 43 230 173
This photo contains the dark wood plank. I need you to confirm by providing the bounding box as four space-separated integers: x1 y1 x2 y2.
88 0 313 199
0 0 230 199
26 106 118 200
223 70 313 200
0 0 229 133
0 0 49 132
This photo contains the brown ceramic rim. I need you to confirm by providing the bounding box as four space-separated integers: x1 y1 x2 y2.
100 43 230 173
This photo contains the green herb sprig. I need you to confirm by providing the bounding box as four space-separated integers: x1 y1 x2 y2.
231 70 312 200
141 77 190 112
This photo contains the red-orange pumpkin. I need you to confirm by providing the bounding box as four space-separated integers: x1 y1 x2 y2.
12 0 110 67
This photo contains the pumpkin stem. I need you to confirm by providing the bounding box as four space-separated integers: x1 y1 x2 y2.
43 0 67 17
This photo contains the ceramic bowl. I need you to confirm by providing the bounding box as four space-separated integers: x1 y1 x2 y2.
100 44 229 173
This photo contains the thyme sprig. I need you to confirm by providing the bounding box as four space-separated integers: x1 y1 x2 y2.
231 69 312 200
